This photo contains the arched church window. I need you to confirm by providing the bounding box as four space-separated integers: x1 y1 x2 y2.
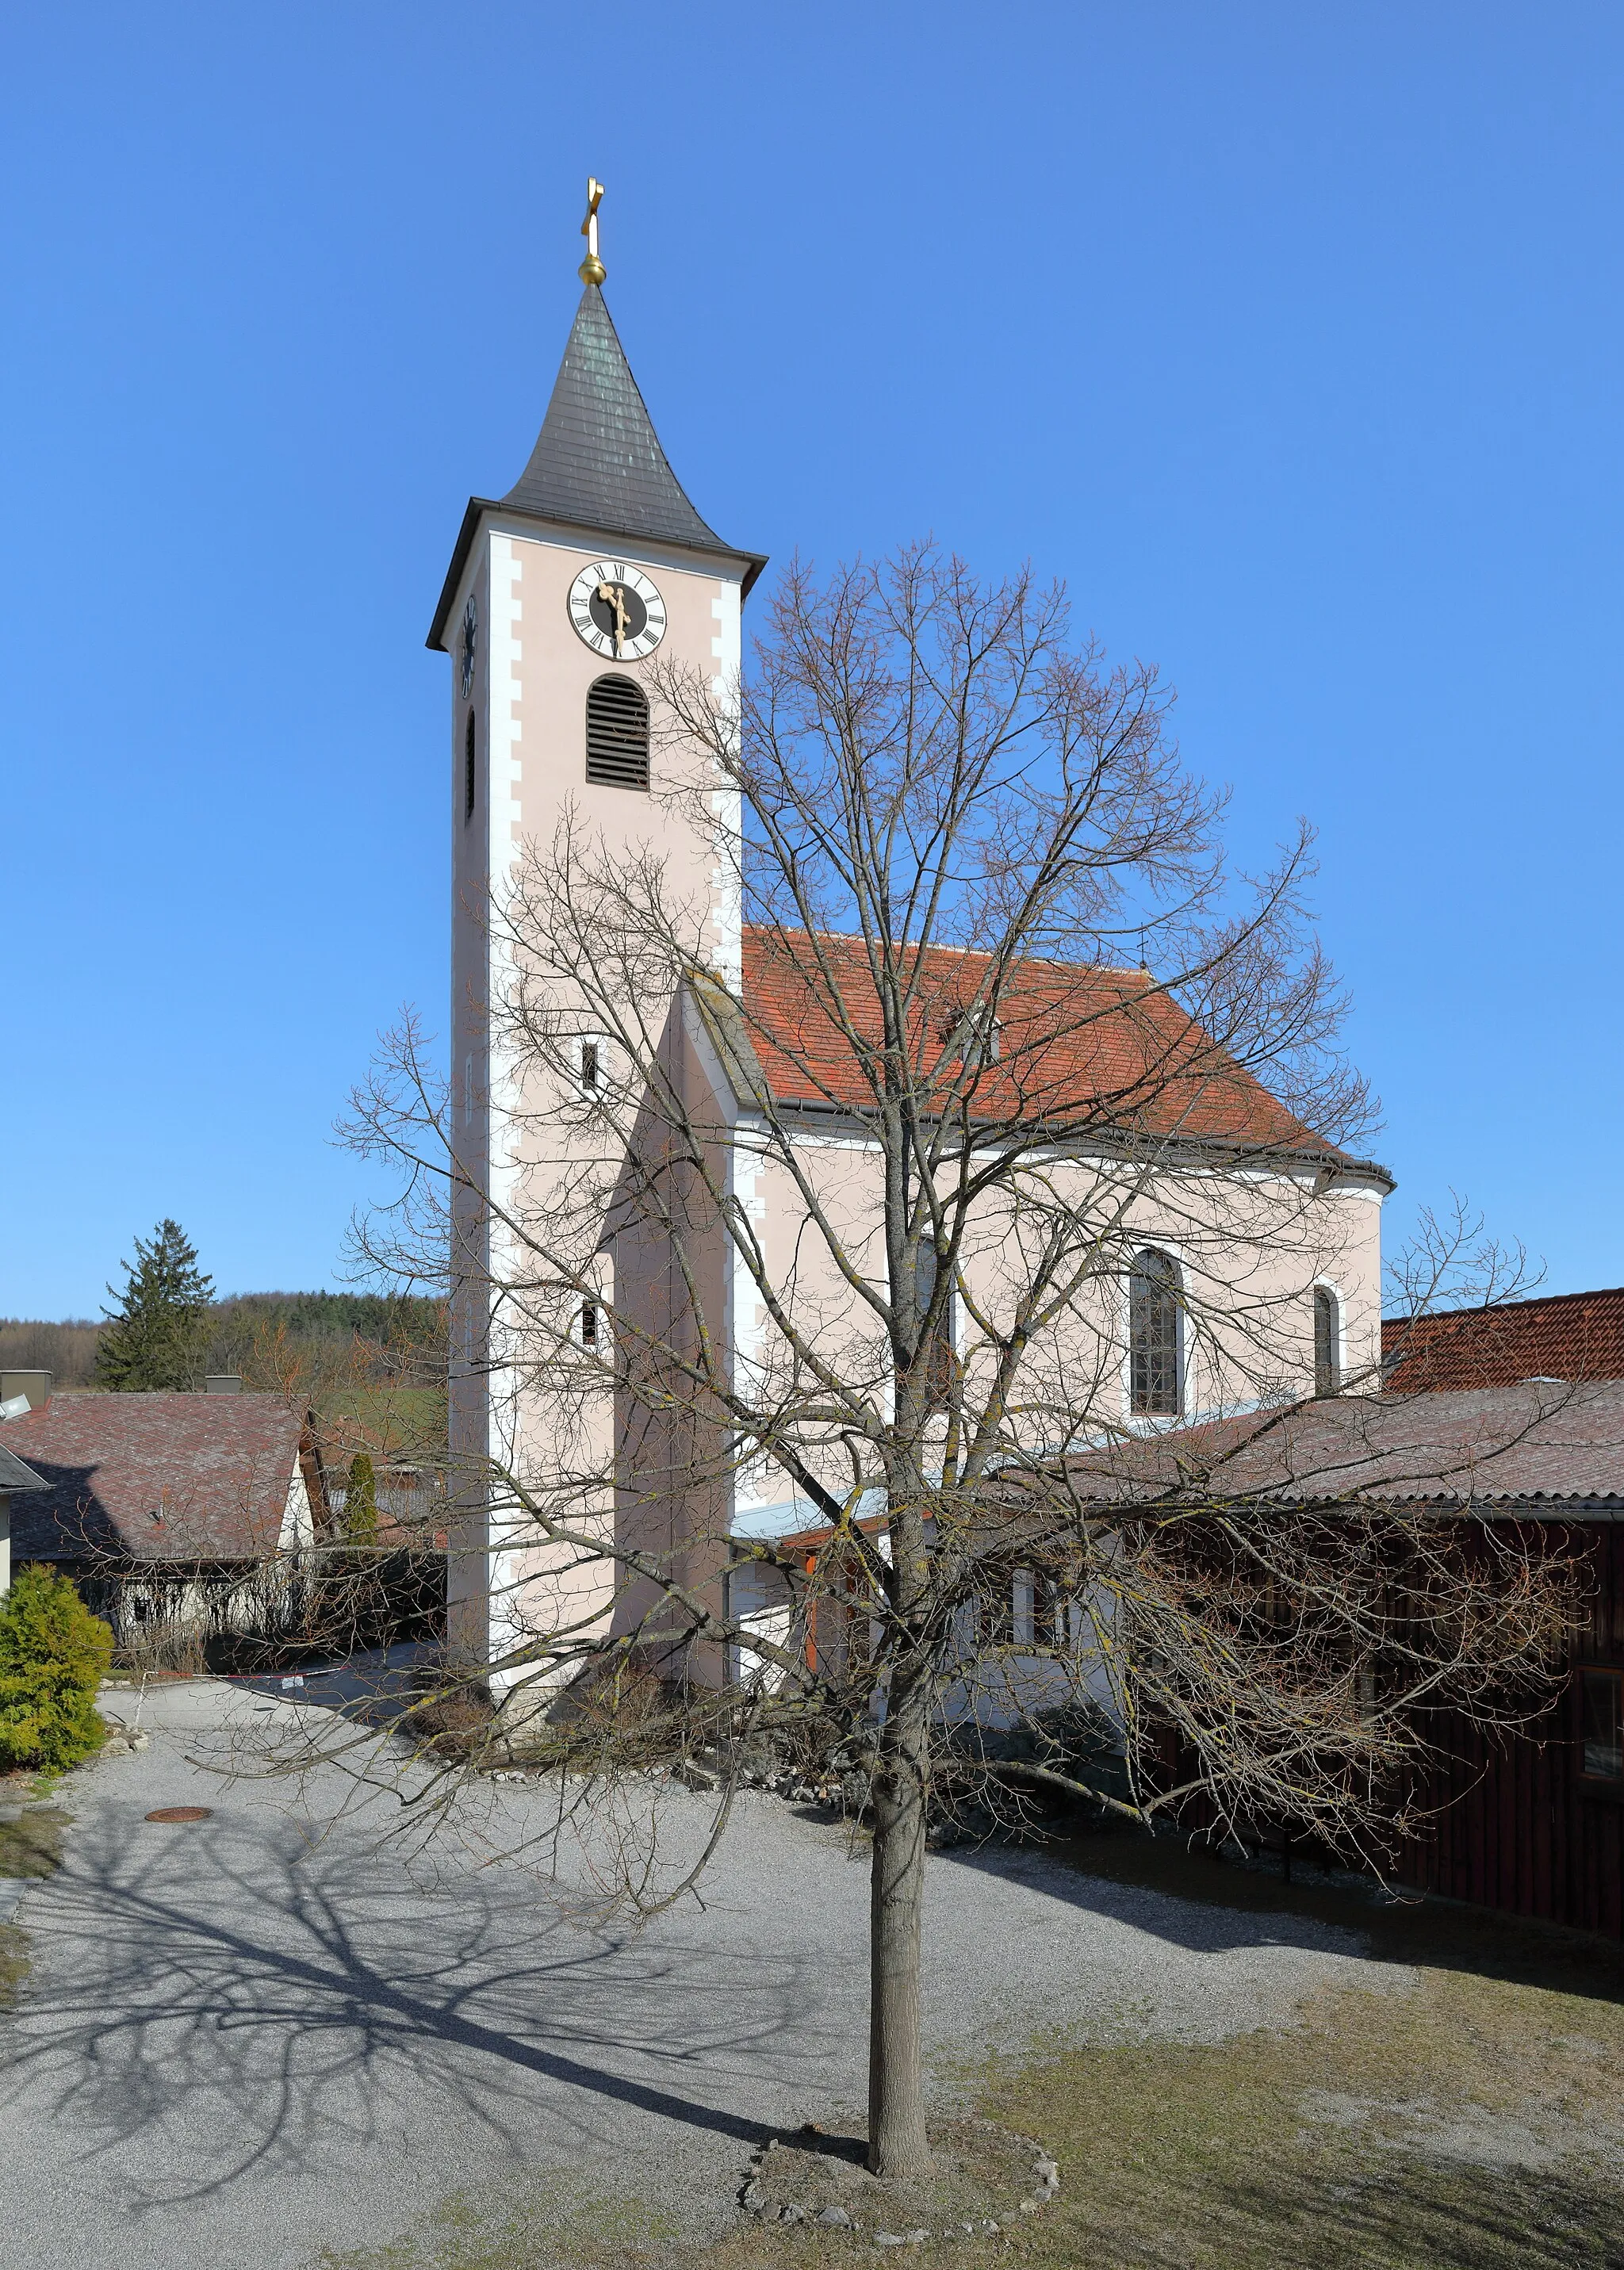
463 708 477 824
585 674 650 791
1129 1248 1183 1417
1314 1285 1341 1396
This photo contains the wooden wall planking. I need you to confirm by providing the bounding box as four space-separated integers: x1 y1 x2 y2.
1399 1522 1624 1938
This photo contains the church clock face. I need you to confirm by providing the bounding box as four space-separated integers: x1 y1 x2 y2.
460 595 477 698
568 561 665 661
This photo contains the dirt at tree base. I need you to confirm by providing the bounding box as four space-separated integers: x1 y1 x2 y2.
740 2119 1057 2240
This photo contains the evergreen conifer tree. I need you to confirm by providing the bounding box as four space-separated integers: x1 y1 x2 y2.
95 1219 215 1391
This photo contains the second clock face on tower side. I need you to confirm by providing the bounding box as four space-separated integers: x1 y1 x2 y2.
460 595 477 698
568 561 666 662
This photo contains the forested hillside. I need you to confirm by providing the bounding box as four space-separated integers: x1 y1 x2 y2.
0 1293 446 1463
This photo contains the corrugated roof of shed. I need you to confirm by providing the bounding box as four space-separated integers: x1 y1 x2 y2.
1067 1378 1624 1510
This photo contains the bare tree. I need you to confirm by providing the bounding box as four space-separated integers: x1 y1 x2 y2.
339 548 1574 2180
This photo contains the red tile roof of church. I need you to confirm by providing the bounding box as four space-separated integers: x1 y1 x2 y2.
1382 1288 1624 1392
738 925 1367 1167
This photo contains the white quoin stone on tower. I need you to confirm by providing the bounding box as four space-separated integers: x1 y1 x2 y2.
426 270 767 1684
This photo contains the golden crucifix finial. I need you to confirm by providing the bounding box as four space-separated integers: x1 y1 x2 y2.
579 178 606 286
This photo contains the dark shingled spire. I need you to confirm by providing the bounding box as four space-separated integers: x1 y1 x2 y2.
503 285 727 553
427 281 765 652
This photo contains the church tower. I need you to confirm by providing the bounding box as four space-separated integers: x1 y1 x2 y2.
427 185 766 1678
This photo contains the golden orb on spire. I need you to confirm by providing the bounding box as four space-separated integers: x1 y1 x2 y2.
578 176 606 285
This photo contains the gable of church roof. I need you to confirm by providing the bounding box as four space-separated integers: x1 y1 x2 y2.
503 285 728 555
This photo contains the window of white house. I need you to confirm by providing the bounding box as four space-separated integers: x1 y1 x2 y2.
1580 1667 1624 1782
982 1571 1072 1653
580 1300 599 1351
979 1579 1014 1649
1012 1569 1035 1648
1039 1577 1073 1652
580 1039 599 1093
1314 1285 1342 1396
1130 1248 1183 1417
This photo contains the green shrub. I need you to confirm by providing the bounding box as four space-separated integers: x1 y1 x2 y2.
0 1566 114 1772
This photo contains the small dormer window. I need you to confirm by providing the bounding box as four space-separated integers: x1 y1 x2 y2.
585 675 650 791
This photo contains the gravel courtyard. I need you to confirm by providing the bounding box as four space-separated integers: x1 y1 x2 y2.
0 1675 1417 2270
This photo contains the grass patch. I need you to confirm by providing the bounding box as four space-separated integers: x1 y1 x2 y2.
320 1385 448 1464
0 1805 67 1880
317 2168 683 2269
0 1921 29 2007
964 1966 1624 2270
0 1788 62 2013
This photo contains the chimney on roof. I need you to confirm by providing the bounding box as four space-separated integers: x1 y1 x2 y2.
205 1375 243 1395
0 1370 52 1413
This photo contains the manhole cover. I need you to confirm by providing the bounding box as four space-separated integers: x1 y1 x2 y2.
144 1806 213 1824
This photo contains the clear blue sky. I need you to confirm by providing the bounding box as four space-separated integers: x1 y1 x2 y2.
3 4 1620 1317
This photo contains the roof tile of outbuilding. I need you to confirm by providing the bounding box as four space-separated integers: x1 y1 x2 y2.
1382 1289 1624 1393
0 1391 313 1565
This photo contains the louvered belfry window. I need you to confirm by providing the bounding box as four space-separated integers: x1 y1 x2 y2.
585 674 650 791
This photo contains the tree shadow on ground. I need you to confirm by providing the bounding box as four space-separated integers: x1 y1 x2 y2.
0 1805 820 2212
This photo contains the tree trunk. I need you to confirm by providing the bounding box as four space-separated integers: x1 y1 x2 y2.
867 1661 933 2176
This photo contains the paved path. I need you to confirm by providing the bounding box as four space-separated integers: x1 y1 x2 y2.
0 1679 1406 2269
